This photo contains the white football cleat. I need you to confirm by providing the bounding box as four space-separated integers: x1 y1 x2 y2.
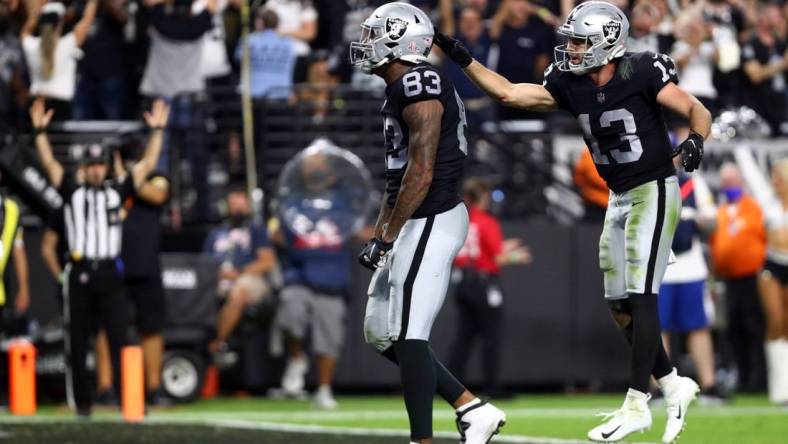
587 389 652 443
661 376 700 443
313 385 338 410
455 400 506 444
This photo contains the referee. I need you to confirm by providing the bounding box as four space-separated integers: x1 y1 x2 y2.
30 99 170 417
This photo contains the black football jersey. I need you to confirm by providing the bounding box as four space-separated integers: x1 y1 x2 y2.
381 63 468 218
543 52 679 193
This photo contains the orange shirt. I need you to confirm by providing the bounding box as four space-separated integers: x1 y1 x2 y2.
574 149 609 209
710 195 767 279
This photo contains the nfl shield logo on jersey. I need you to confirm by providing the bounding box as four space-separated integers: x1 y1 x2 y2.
597 92 606 104
386 17 408 41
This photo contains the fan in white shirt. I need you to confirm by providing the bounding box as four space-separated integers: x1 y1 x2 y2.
263 0 317 56
20 0 97 118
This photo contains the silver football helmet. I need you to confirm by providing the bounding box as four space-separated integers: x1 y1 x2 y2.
554 1 629 75
349 2 434 74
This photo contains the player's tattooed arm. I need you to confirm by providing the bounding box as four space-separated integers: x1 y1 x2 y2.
463 60 557 111
373 193 394 239
381 100 443 243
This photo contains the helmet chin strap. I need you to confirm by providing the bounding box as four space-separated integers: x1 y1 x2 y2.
363 54 394 74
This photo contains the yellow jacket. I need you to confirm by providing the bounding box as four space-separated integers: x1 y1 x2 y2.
0 196 21 306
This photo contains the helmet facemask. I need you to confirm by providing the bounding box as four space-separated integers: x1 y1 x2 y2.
350 24 391 74
554 28 623 75
553 3 628 76
554 32 597 75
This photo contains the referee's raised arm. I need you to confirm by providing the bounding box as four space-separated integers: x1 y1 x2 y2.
131 99 171 191
29 98 63 188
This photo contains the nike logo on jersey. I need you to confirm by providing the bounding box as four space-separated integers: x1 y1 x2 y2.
631 201 645 207
676 405 682 420
601 425 621 439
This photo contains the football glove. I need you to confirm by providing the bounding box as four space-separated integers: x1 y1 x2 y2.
674 131 704 173
434 32 473 68
358 237 394 271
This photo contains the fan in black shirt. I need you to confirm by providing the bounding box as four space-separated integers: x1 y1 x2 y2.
741 3 788 137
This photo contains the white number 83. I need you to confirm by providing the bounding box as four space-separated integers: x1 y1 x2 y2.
402 70 441 97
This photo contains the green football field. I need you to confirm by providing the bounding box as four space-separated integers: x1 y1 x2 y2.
0 394 785 443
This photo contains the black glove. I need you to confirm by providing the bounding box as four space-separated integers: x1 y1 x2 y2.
434 32 473 68
674 131 704 173
358 237 394 271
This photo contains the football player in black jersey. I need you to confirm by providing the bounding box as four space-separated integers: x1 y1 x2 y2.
437 1 711 443
351 3 505 443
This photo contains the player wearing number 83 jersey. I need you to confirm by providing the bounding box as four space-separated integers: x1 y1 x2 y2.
382 63 468 217
351 3 506 444
437 1 711 443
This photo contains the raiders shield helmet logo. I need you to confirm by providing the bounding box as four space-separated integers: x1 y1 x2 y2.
385 17 408 41
602 20 621 44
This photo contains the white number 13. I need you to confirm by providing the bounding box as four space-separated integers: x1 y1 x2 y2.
579 109 643 165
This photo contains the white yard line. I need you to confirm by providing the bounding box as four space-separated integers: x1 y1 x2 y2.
150 417 596 444
0 415 655 444
0 415 593 444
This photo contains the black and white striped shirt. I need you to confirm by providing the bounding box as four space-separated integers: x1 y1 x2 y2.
60 176 133 261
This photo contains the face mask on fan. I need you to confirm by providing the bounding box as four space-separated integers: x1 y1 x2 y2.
722 186 743 203
229 213 249 227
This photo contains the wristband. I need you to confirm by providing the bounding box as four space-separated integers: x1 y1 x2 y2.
150 126 165 132
34 127 47 135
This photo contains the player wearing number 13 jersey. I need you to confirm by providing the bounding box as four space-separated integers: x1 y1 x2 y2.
437 2 711 443
543 51 678 193
350 3 506 444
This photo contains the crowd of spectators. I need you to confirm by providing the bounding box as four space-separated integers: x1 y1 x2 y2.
1 0 786 134
1 1 786 221
0 0 319 131
438 0 788 134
